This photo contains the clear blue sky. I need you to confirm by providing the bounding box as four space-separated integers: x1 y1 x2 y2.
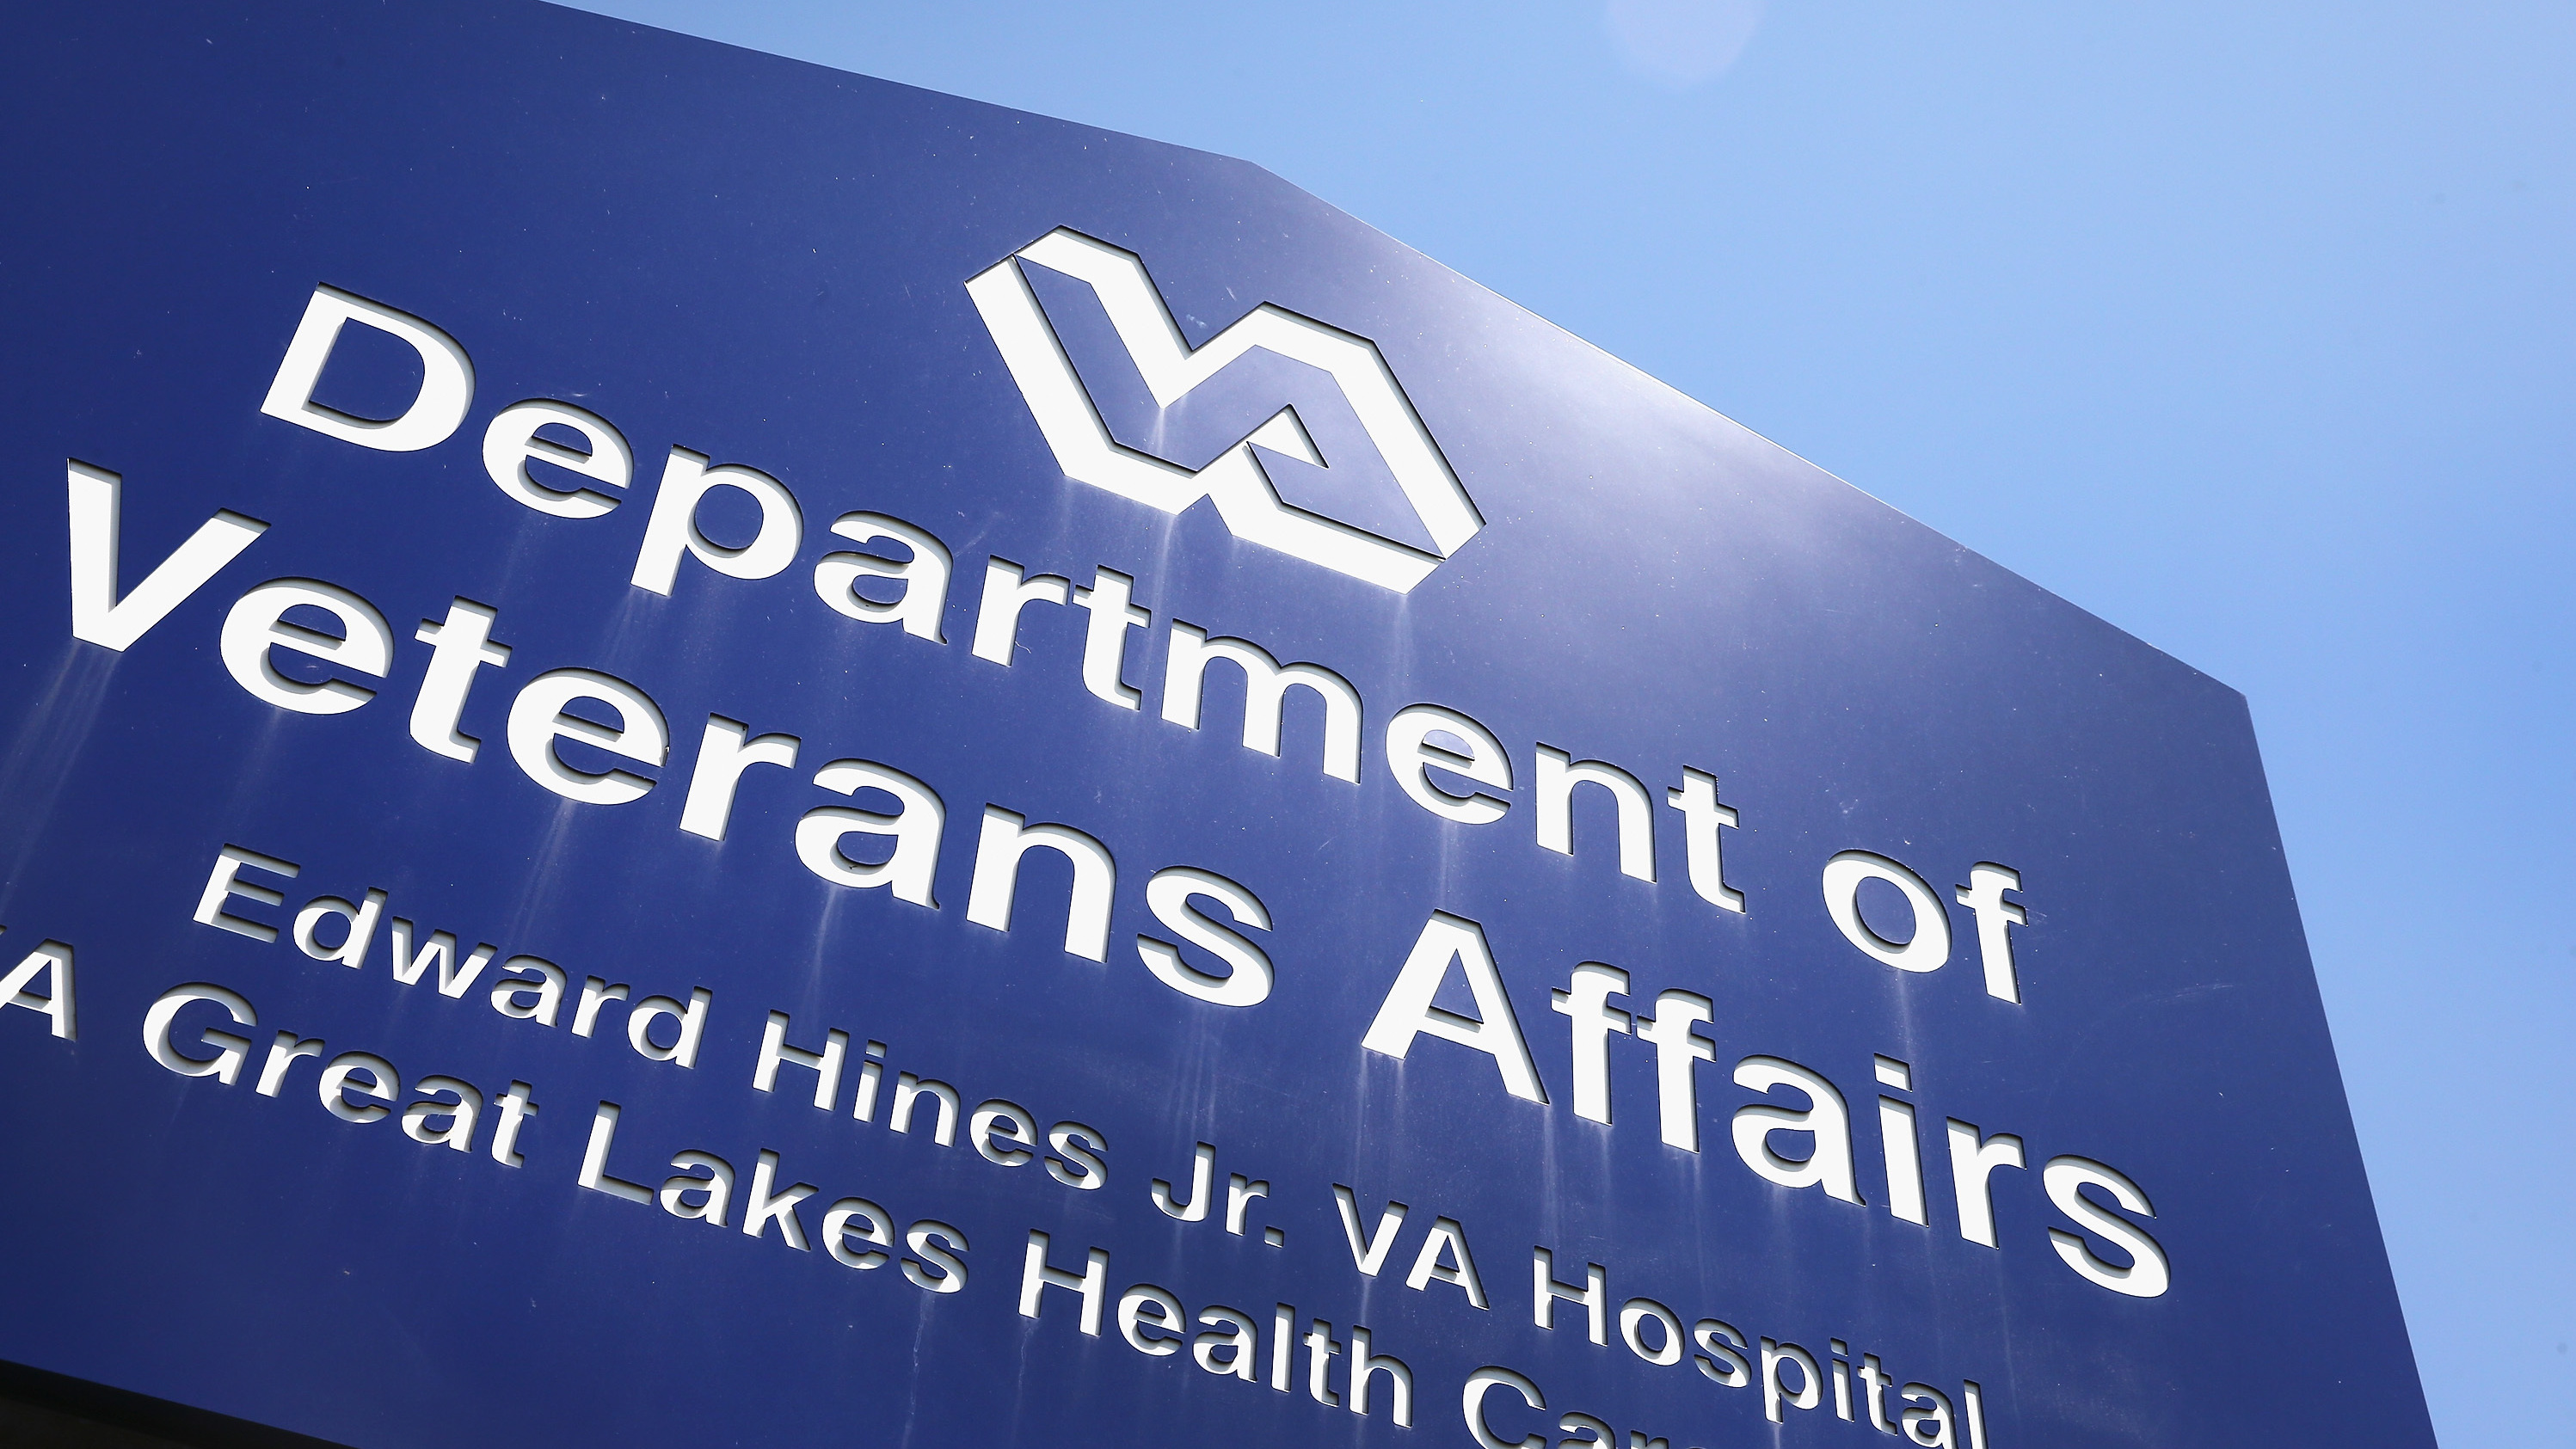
571 3 2569 1440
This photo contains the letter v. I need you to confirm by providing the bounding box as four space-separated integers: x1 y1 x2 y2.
67 460 268 651
1333 1183 1409 1276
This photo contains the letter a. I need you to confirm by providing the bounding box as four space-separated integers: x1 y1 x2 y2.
0 941 76 1039
1360 912 1547 1103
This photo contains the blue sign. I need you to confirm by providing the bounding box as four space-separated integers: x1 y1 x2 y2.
0 3 2434 1447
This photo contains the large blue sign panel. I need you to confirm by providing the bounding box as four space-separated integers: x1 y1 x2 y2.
0 4 2433 1447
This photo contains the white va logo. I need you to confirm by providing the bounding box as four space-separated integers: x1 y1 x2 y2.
966 229 1481 593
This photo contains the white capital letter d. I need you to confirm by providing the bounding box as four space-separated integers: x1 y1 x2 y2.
261 284 474 452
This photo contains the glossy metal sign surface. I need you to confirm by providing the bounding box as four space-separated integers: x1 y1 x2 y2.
0 4 2432 1446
